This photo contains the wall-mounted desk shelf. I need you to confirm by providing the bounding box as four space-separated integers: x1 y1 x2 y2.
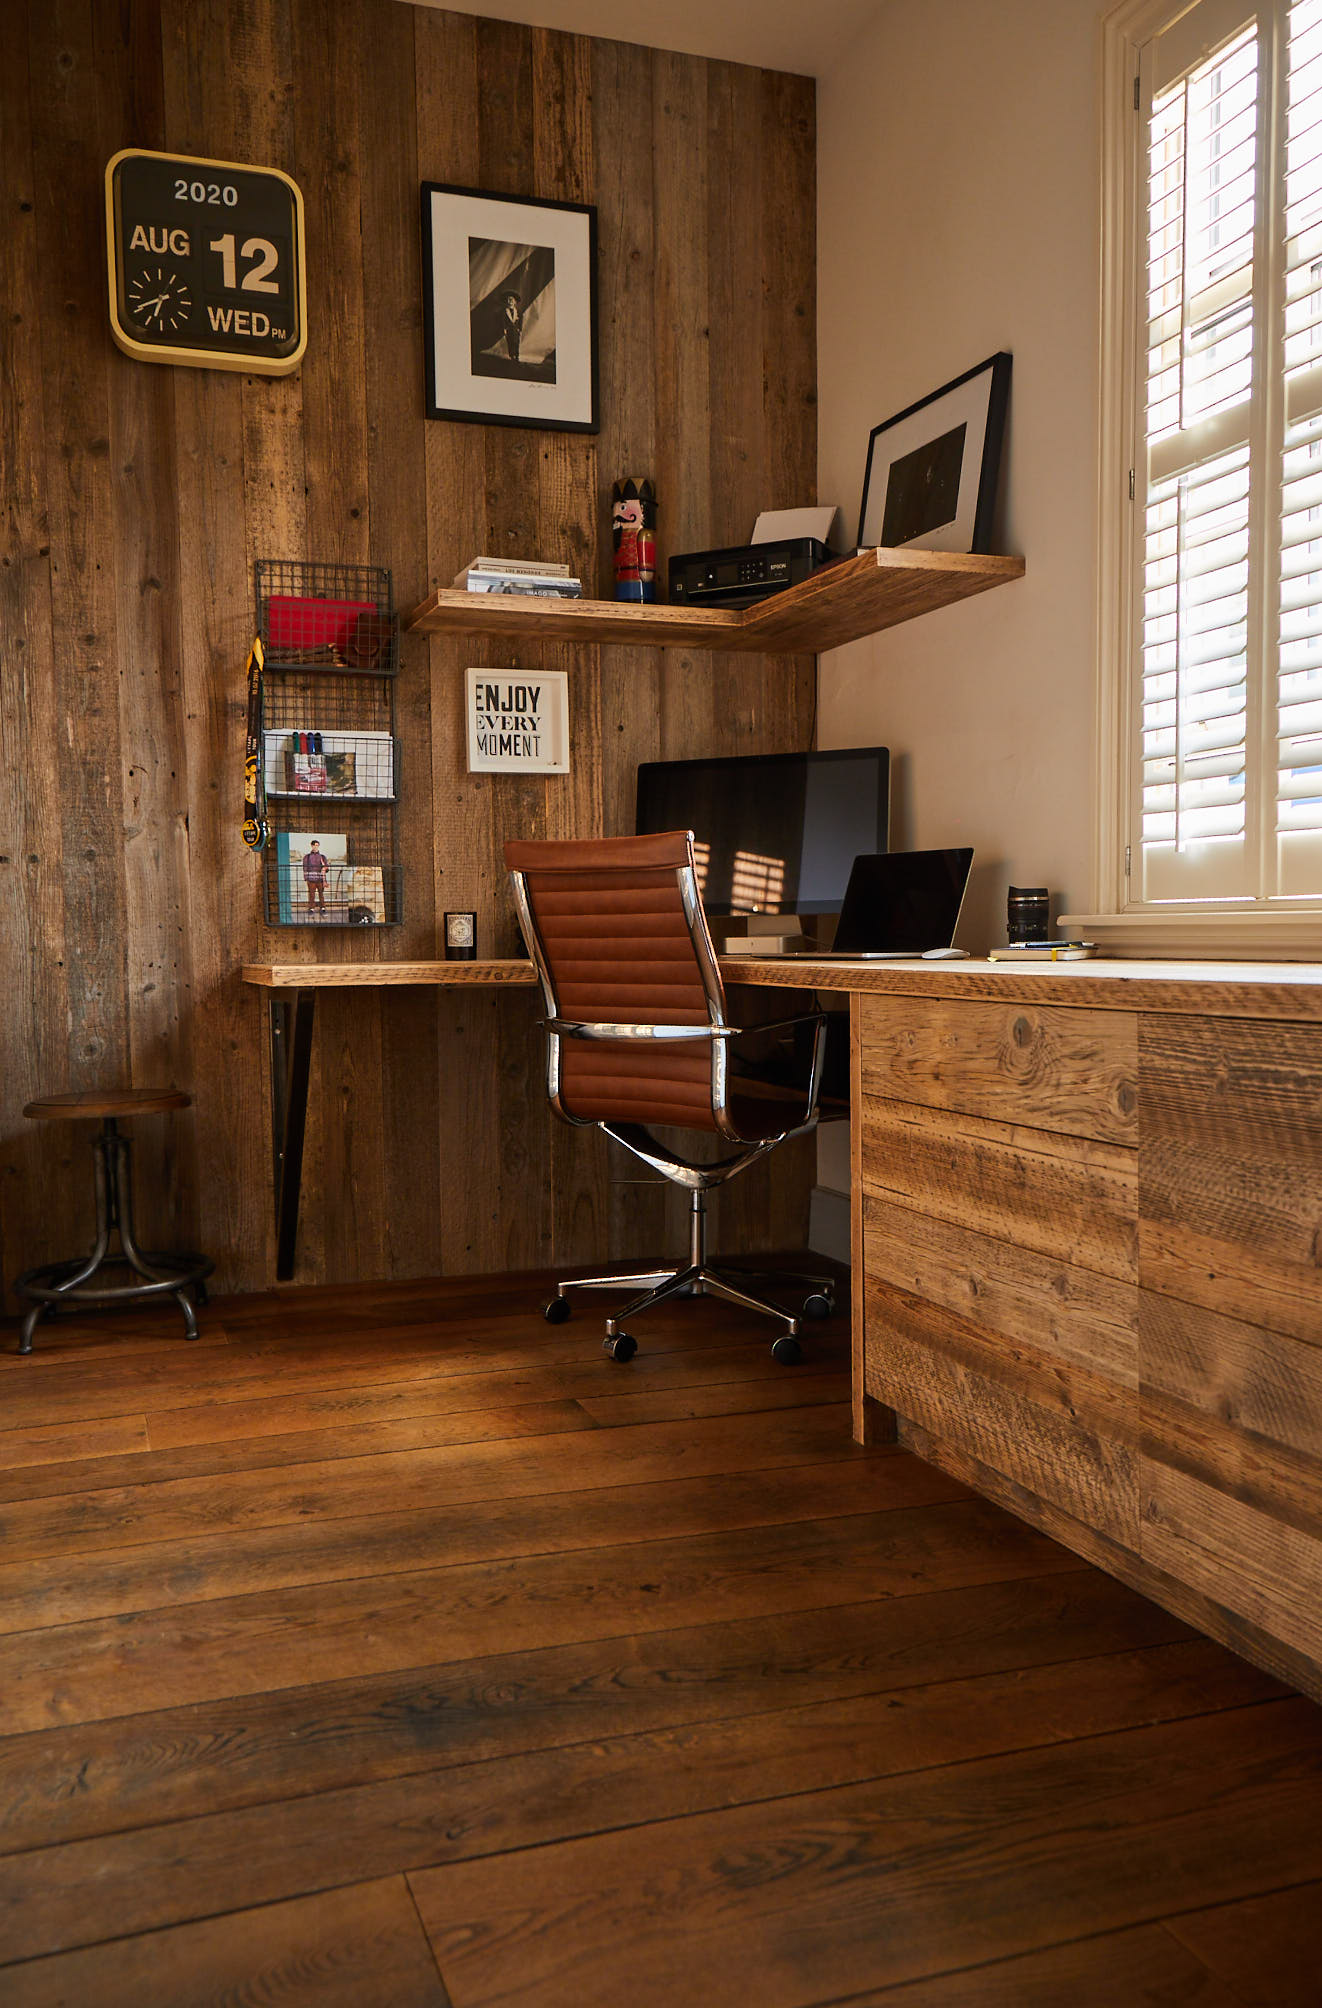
243 960 538 988
403 547 1025 654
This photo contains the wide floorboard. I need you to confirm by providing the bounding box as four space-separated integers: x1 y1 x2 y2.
1 1271 1320 2004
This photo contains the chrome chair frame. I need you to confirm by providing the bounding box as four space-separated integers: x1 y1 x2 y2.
509 856 838 1356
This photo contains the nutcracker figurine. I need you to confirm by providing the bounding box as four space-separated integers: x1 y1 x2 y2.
612 478 657 602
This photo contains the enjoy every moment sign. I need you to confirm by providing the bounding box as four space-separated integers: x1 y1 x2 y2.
465 668 570 774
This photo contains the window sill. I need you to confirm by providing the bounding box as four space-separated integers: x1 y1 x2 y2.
1059 907 1322 961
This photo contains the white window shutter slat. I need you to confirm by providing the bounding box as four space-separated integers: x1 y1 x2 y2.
1277 0 1322 880
1139 17 1259 903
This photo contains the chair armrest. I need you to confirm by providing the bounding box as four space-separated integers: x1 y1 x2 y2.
546 1012 825 1044
545 1018 734 1043
727 1011 827 1040
727 1011 830 1123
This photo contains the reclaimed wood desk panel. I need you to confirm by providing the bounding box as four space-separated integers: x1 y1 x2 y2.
796 957 1322 1706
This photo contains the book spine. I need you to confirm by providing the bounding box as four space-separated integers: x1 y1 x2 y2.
460 576 583 597
456 557 572 582
275 833 291 925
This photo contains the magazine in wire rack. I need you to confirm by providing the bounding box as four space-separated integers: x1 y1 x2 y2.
272 831 386 926
264 729 396 800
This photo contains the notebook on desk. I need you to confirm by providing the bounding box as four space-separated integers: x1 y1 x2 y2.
780 847 974 959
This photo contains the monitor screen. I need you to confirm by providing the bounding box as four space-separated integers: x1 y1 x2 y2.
634 747 890 916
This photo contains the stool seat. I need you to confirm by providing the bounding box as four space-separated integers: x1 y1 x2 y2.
13 1093 210 1354
24 1088 191 1121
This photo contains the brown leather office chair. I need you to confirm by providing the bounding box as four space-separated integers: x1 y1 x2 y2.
505 830 837 1362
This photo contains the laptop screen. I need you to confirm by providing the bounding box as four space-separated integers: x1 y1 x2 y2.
832 848 974 953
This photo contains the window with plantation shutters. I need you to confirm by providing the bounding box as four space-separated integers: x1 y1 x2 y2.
1278 0 1322 892
1106 0 1322 925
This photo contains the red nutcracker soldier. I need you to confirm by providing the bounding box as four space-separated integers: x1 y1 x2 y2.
612 478 657 602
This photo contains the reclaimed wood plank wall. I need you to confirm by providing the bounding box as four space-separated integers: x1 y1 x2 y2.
0 0 817 1303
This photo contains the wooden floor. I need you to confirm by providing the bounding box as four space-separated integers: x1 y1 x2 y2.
1 1275 1321 2006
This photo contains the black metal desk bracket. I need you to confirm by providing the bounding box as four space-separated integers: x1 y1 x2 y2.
268 989 316 1281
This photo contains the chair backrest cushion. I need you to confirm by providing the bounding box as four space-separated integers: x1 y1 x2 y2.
505 832 725 1130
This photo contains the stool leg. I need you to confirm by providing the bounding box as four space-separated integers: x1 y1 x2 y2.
111 1127 202 1340
18 1302 42 1356
17 1139 115 1353
110 1129 165 1283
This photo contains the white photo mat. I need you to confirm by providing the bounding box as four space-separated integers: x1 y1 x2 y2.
422 183 597 431
859 353 1011 554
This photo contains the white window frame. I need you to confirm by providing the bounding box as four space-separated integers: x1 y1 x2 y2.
1077 0 1322 956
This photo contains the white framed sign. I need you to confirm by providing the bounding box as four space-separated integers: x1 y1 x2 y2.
466 669 570 774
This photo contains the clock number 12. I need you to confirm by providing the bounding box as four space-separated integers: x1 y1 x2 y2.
208 234 280 294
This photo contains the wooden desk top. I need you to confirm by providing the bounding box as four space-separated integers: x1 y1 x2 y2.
729 953 1322 1019
241 953 1322 1019
242 960 539 988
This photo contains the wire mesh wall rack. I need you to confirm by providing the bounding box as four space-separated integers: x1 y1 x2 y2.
254 559 403 928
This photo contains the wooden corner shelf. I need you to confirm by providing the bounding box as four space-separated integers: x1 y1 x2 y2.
403 547 1025 655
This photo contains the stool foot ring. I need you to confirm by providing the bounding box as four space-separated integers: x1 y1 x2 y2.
14 1252 213 1354
14 1108 213 1356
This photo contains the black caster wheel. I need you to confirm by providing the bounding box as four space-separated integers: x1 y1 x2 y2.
802 1291 833 1321
771 1334 802 1365
604 1331 637 1362
543 1296 572 1324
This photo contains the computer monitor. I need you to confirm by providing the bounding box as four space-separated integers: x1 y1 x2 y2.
634 747 890 916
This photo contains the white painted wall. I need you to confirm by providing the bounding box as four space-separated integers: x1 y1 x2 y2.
813 0 1105 1198
406 0 885 77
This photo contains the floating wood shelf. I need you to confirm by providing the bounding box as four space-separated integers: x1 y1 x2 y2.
403 547 1025 655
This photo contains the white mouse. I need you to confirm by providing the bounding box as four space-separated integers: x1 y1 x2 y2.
921 946 970 959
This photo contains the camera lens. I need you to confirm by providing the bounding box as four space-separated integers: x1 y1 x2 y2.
1007 886 1049 943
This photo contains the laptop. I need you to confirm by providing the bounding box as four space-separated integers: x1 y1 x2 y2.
781 847 974 959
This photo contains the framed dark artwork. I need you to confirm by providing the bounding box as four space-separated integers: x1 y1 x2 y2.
858 352 1011 554
421 183 598 432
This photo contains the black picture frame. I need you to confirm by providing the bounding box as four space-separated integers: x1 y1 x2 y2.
420 181 598 433
857 352 1011 554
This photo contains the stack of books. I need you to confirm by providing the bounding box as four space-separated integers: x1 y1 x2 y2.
454 557 582 598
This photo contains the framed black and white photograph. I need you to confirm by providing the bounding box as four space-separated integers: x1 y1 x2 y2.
858 352 1011 554
421 183 597 432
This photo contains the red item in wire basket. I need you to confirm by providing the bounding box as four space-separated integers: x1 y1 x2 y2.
266 596 375 652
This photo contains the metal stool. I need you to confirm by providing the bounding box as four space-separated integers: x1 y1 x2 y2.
14 1089 213 1356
